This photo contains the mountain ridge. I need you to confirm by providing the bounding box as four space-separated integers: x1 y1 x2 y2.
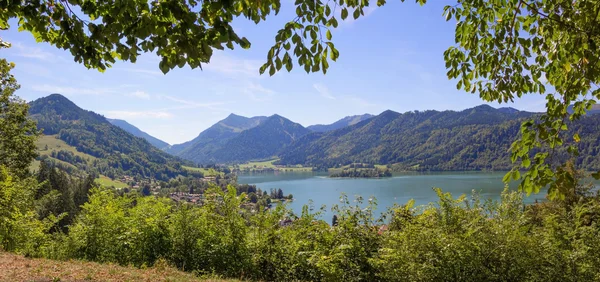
307 114 374 132
277 106 542 170
206 114 312 163
107 118 170 150
168 114 268 163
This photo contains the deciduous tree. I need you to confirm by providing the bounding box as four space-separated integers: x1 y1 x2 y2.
0 57 39 178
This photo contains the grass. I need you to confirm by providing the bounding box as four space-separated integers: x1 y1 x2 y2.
182 166 223 177
31 134 98 174
0 252 238 282
375 164 389 170
328 164 390 173
236 159 313 172
29 157 79 174
238 159 277 169
29 159 41 173
96 175 128 189
36 135 96 161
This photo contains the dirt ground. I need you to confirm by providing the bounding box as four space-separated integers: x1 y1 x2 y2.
0 252 236 282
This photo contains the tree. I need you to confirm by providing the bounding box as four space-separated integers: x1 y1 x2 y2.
249 192 258 203
0 166 55 255
2 0 599 196
142 184 151 196
0 58 39 178
444 0 600 196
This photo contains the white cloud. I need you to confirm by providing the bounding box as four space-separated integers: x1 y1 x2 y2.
127 90 151 100
14 62 52 78
31 84 115 96
158 95 231 111
119 68 163 76
242 82 276 101
313 83 336 100
11 42 60 62
347 96 377 108
205 52 262 78
102 110 173 119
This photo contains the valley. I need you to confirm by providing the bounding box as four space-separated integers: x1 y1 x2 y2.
32 93 600 187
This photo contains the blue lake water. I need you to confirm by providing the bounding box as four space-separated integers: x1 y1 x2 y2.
238 171 588 220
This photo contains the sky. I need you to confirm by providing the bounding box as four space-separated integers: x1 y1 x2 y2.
1 0 547 145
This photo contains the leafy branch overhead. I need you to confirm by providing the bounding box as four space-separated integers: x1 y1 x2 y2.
0 0 424 75
444 0 600 196
260 0 425 75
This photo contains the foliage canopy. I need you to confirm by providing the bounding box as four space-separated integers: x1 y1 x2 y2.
0 58 38 178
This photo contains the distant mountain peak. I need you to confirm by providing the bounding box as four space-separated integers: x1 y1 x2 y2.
226 113 244 119
28 93 189 181
46 93 68 99
39 93 77 106
498 107 520 114
469 104 496 112
166 114 268 162
208 114 311 163
380 109 400 116
307 113 375 132
107 118 170 149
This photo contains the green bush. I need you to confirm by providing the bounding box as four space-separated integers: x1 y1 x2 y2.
6 174 600 281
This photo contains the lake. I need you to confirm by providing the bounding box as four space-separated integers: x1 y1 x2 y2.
238 171 572 220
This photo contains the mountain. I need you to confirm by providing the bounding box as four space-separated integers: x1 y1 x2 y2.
278 105 543 170
307 114 374 132
497 107 520 114
206 114 312 163
107 118 169 150
29 94 195 180
170 114 268 162
568 104 600 115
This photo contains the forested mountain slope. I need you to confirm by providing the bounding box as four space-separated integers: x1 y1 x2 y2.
29 94 194 180
278 105 600 171
205 114 312 163
169 113 268 163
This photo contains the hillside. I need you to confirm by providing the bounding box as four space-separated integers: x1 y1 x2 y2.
279 105 600 170
0 252 234 282
278 105 542 170
568 104 600 115
28 94 195 181
108 118 170 149
307 114 374 132
205 114 311 163
168 114 267 161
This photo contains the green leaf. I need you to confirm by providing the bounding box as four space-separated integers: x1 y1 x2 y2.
341 9 348 20
502 171 511 183
326 30 332 40
158 58 169 74
511 170 521 181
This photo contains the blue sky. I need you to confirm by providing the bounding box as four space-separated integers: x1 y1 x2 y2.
2 0 546 144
